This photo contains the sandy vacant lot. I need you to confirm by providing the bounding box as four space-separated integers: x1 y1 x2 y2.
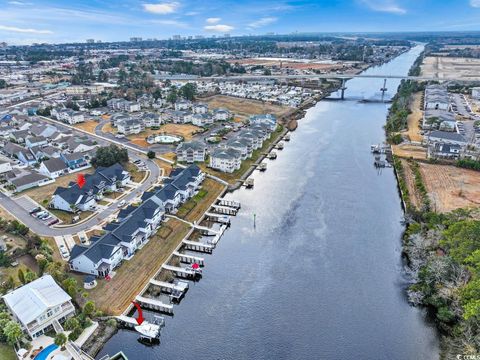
400 159 423 210
393 144 427 160
419 163 480 213
203 95 292 121
74 120 98 134
421 56 480 80
402 92 424 143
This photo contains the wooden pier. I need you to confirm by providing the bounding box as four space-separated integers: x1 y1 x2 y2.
162 264 196 278
149 279 189 294
205 212 231 224
217 199 241 209
135 295 174 315
173 251 205 266
211 204 238 215
182 239 214 253
116 315 140 328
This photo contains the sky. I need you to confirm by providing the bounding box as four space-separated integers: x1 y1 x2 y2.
1 0 480 45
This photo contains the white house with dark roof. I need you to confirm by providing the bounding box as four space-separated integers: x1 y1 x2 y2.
39 158 69 179
427 130 467 146
213 108 231 121
2 275 75 339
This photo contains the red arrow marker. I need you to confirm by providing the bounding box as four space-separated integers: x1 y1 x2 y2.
77 174 86 189
131 301 144 325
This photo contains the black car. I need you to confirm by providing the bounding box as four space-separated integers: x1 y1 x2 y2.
29 207 41 215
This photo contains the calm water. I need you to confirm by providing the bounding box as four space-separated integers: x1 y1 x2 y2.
98 45 439 360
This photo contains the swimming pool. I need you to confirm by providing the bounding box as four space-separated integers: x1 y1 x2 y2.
34 343 58 360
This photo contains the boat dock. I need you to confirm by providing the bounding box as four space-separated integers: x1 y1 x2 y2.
205 212 231 224
182 239 214 253
211 204 239 215
217 199 241 209
116 315 140 328
173 251 205 266
162 264 196 278
149 279 189 294
135 295 174 315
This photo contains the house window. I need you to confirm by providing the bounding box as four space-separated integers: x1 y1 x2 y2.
47 310 53 317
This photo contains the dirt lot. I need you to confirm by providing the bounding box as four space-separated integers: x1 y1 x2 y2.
421 56 480 80
203 95 292 121
392 144 427 160
74 120 99 134
20 168 95 205
419 163 480 212
102 122 117 134
399 159 423 210
229 58 346 71
402 92 424 143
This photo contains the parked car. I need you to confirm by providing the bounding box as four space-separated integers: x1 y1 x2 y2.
29 207 41 215
48 219 59 226
118 200 126 208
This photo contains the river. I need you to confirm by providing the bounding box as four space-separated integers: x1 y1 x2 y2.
97 45 439 360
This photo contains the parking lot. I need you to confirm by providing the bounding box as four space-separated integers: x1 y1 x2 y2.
14 195 60 226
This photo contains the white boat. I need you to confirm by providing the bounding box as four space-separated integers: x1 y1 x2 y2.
135 321 160 339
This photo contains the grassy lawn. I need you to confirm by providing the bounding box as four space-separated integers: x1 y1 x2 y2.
19 168 95 206
102 122 117 134
98 200 110 206
86 219 190 315
73 120 99 134
124 162 147 183
0 343 16 360
50 209 93 224
181 179 225 223
203 95 292 121
200 126 284 184
155 158 174 177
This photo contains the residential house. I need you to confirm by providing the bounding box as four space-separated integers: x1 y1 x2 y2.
25 136 48 149
39 158 69 178
141 113 162 128
117 118 145 135
191 113 213 127
427 142 462 160
192 103 208 114
2 275 75 339
176 141 206 163
427 131 467 146
175 100 191 111
8 172 50 192
9 130 29 143
209 147 242 173
213 108 231 121
61 152 88 169
249 114 277 131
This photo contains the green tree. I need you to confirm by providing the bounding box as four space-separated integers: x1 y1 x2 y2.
54 332 67 349
441 220 480 263
24 270 37 284
147 151 156 159
179 83 196 101
4 321 22 346
91 145 129 168
17 268 25 285
64 317 80 331
83 301 96 317
62 278 78 298
166 87 178 104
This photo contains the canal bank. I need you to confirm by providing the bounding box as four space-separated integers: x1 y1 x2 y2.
97 44 439 360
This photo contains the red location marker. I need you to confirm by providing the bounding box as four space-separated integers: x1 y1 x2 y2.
131 301 144 325
77 174 86 189
192 263 199 270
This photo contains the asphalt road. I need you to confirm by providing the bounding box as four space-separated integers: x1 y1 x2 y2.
0 116 163 236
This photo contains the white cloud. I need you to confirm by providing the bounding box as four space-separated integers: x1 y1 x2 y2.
8 1 32 5
143 2 180 14
247 17 278 28
206 17 221 24
150 19 188 28
0 25 53 34
471 0 480 7
204 24 234 32
360 0 406 14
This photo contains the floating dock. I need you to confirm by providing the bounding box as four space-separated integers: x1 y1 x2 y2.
211 204 238 215
173 251 205 266
135 295 174 314
182 239 214 253
162 264 196 278
217 199 241 209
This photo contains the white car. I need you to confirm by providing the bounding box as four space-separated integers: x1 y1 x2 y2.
118 200 126 208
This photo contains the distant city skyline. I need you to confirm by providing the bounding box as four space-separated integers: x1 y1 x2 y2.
0 0 480 45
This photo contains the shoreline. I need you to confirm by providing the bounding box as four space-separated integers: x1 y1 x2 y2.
80 49 413 357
